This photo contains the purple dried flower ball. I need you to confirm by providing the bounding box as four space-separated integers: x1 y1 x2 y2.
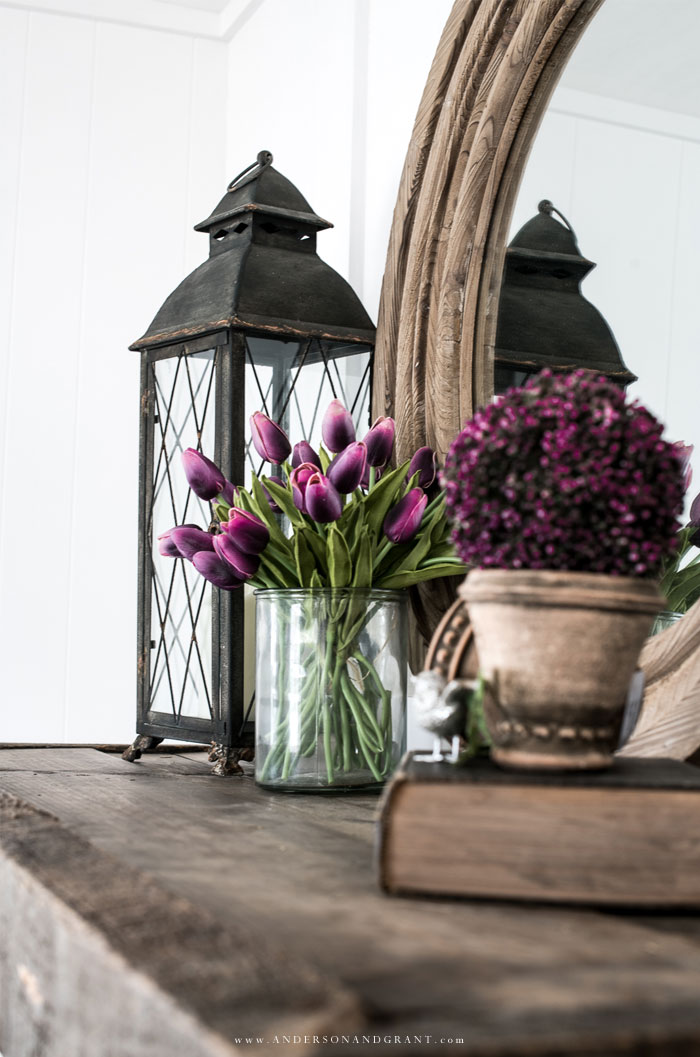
442 370 685 577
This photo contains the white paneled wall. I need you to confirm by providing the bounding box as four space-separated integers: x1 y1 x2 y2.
0 6 227 741
512 86 700 497
224 0 453 311
0 0 451 743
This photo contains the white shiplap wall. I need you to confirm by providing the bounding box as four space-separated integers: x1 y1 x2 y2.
0 6 227 741
0 0 452 743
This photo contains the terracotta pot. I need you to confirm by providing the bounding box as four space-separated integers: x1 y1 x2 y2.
461 570 664 771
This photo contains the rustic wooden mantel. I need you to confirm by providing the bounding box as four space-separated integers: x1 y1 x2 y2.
3 748 700 1056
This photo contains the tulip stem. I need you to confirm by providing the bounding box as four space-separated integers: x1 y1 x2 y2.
369 466 377 491
373 538 395 568
262 593 396 787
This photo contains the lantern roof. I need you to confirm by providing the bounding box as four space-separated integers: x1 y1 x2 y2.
507 199 593 266
193 150 332 234
495 200 637 385
130 152 374 351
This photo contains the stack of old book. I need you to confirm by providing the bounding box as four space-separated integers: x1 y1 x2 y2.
378 752 700 905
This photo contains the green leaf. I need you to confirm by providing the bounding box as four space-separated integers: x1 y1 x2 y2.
327 524 352 587
665 565 700 612
351 527 373 588
376 562 466 589
310 568 324 589
258 549 298 588
298 524 328 577
319 445 331 473
213 502 230 523
373 541 412 579
245 479 293 556
337 495 366 547
261 476 306 527
294 531 316 588
363 461 412 538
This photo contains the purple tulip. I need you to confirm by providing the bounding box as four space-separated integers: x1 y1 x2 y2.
212 534 260 579
170 526 215 562
221 479 237 506
157 528 183 558
363 416 395 468
691 491 700 527
327 442 367 494
291 441 321 469
290 462 318 513
675 442 694 492
384 488 428 543
224 509 269 555
305 472 343 523
321 399 355 453
182 448 226 501
192 551 242 590
250 411 292 464
407 446 439 489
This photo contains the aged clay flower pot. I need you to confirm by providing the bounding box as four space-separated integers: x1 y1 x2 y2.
461 570 664 771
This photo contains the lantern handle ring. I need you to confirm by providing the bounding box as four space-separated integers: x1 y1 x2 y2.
227 151 273 194
538 199 577 239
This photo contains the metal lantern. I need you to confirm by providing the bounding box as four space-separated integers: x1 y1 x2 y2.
494 200 636 393
124 151 375 773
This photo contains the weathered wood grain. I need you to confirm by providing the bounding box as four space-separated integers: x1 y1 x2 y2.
619 602 700 760
0 786 361 1057
380 755 700 905
0 746 211 774
7 750 700 1054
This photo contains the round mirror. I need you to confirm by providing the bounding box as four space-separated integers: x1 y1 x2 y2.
510 0 700 497
377 0 700 759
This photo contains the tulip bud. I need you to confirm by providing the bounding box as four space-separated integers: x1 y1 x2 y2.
290 462 317 514
384 488 428 543
213 534 260 579
321 399 355 453
363 416 395 468
170 526 215 562
305 472 343 523
225 508 269 555
675 442 694 493
182 448 226 501
250 411 292 464
192 551 242 590
157 528 183 558
291 440 321 469
220 479 237 507
691 491 700 527
327 442 367 494
407 446 439 490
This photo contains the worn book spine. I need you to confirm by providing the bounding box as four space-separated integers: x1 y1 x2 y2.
378 753 700 906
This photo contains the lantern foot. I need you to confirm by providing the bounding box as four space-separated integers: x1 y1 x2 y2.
122 734 163 763
208 743 255 776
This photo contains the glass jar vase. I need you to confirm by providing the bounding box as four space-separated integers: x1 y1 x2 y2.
255 588 407 791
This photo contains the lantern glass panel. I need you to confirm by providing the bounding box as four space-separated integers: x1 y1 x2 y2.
244 336 372 482
148 348 217 724
493 365 535 395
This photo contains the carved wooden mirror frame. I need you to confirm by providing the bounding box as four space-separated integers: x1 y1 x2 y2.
372 0 700 759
